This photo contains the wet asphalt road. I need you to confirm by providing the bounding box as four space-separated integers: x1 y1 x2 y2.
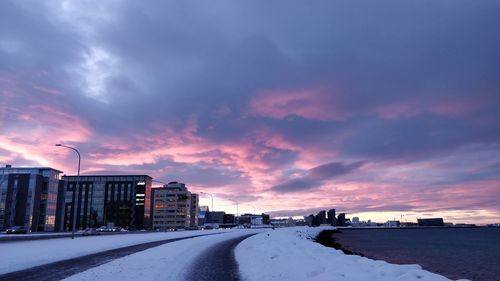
0 233 218 281
186 233 257 281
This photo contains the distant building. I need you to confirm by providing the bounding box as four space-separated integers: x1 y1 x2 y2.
206 211 225 224
352 217 360 224
152 182 197 230
223 214 235 224
315 210 327 225
417 218 444 227
337 213 346 226
304 214 314 226
198 205 209 226
385 220 400 227
203 211 225 228
327 209 336 226
262 213 271 225
190 193 199 227
304 210 330 227
60 175 152 231
237 213 269 227
270 217 297 227
0 165 62 232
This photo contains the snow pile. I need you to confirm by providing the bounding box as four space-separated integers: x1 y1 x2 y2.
236 227 468 281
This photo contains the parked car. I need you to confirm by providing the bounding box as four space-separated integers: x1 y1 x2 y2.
82 228 100 236
96 226 109 232
6 226 27 234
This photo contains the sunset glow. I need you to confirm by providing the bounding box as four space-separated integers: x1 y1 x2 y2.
1 1 499 224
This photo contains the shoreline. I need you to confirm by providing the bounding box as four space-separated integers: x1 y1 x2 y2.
314 228 498 281
314 229 459 280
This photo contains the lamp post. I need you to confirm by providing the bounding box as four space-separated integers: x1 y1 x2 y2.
56 144 80 239
227 198 239 225
200 192 214 212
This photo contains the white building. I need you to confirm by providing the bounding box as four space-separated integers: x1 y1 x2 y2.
152 182 198 230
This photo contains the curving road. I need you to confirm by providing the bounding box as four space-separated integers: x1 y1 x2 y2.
186 233 257 281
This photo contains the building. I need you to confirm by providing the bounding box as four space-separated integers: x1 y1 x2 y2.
190 193 199 227
327 209 336 226
205 211 225 224
198 205 209 226
337 213 346 226
315 210 326 225
59 175 152 231
385 220 400 227
223 214 235 224
305 214 314 226
236 213 270 227
151 181 198 230
0 165 62 232
417 218 444 227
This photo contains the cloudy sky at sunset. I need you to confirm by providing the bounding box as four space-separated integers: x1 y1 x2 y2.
1 1 499 223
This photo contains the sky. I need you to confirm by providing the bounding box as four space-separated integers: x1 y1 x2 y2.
1 1 499 224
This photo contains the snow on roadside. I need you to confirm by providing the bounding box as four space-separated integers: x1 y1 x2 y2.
63 230 264 281
0 229 228 274
235 227 468 281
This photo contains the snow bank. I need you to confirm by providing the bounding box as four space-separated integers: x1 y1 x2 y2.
236 227 468 281
0 229 227 274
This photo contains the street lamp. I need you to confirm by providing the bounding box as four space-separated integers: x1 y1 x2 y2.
56 144 80 239
226 198 239 225
200 192 214 212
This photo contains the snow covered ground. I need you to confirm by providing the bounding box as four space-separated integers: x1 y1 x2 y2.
1 227 472 280
0 229 228 274
63 229 264 281
235 227 469 281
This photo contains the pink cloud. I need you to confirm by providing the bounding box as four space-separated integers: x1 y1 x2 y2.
249 87 347 121
373 96 491 120
429 98 485 117
32 85 63 96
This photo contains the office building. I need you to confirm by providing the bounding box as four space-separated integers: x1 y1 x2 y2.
304 214 314 226
337 213 346 226
190 193 199 227
327 209 336 226
223 214 235 224
151 181 198 230
315 210 327 225
206 211 225 223
0 165 62 232
58 175 152 231
198 205 209 226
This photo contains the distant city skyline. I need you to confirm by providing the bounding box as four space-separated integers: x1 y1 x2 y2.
1 1 499 224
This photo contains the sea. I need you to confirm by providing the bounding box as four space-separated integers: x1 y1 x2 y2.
332 227 500 281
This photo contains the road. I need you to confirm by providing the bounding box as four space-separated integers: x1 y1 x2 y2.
186 233 257 281
0 229 263 281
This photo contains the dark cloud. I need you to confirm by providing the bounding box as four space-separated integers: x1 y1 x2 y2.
270 161 365 193
308 161 364 180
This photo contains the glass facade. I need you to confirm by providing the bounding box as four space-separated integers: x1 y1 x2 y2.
0 167 62 231
60 175 152 231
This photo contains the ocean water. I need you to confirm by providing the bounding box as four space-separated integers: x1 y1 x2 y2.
332 227 500 281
